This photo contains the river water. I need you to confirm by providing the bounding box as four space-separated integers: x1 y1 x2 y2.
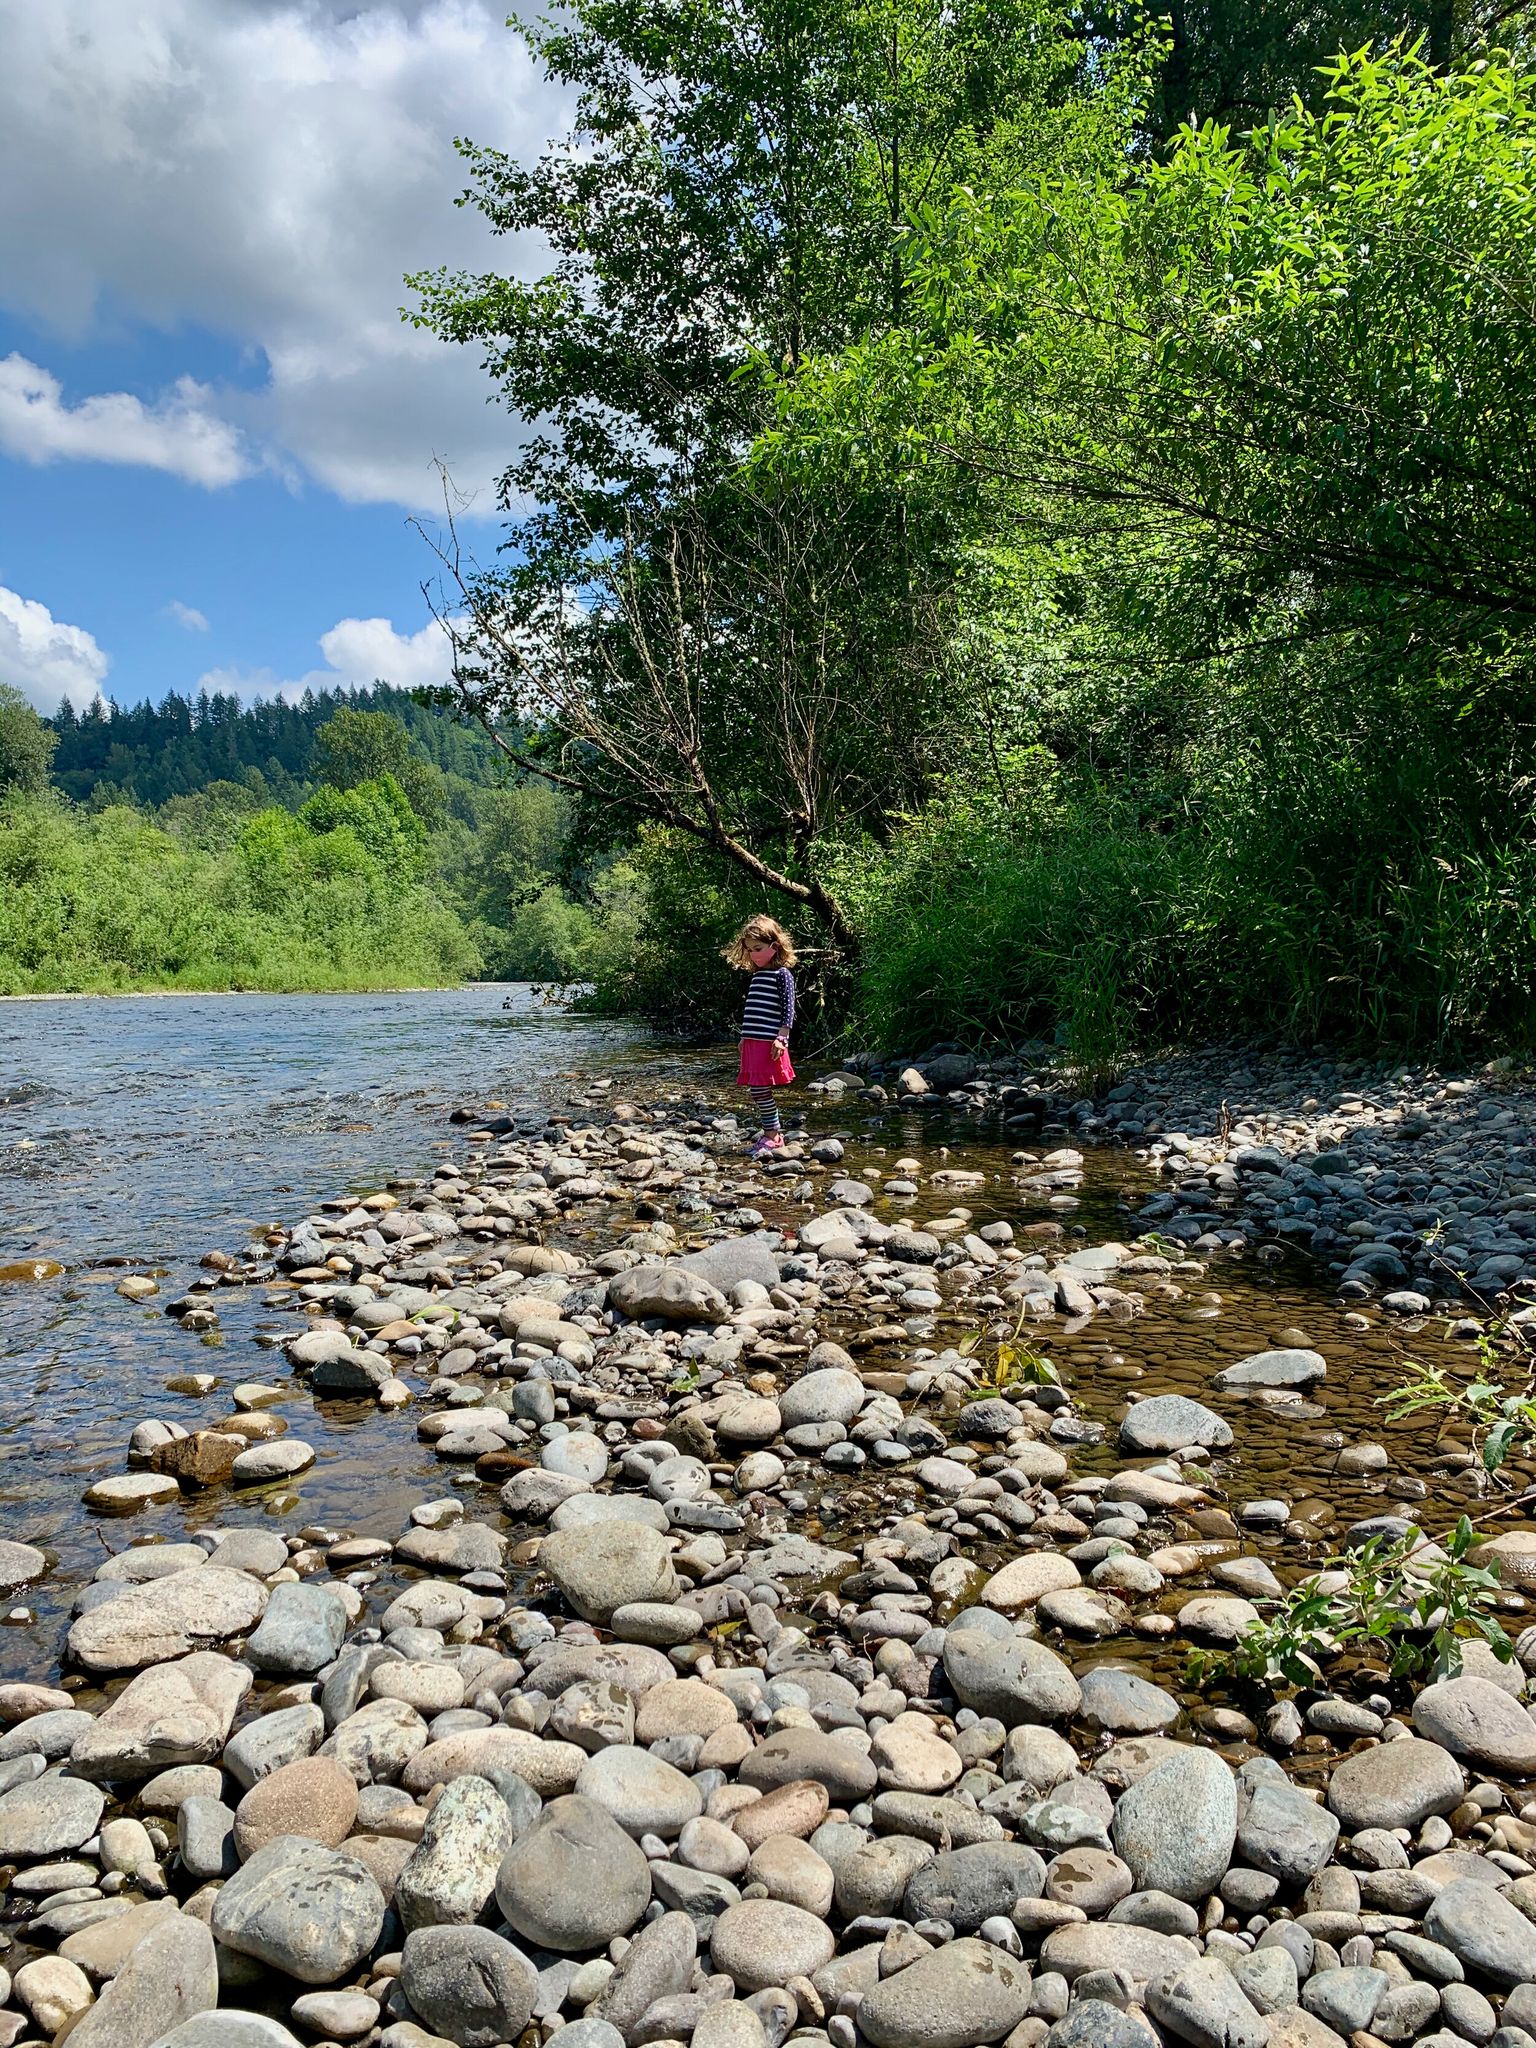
0 986 1509 1687
0 987 706 1658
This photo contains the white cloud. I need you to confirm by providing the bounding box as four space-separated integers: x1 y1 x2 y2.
197 610 454 703
0 586 109 713
166 600 210 632
0 0 563 511
0 355 252 488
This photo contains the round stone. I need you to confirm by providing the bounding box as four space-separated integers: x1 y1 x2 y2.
495 1794 652 1952
709 1899 836 1993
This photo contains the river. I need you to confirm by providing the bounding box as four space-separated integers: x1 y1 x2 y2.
0 987 706 1659
0 986 1499 1686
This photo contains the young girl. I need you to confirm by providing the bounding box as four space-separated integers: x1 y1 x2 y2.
725 916 797 1159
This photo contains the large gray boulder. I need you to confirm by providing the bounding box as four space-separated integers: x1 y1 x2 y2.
495 1794 652 1951
944 1629 1082 1726
395 1773 518 1931
858 1936 1033 2048
1113 1747 1237 1902
210 1835 386 1984
607 1265 729 1323
1119 1395 1233 1455
1426 1874 1536 1986
245 1583 347 1676
679 1235 782 1294
0 1771 105 1857
67 1567 268 1674
1327 1736 1464 1831
399 1924 536 2048
1212 1348 1326 1391
70 1652 250 1781
1412 1676 1536 1774
539 1522 680 1624
65 1911 218 2048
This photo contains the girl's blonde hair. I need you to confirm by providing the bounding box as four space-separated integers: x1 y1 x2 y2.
723 915 798 970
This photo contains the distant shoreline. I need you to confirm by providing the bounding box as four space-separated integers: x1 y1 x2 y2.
0 982 529 1002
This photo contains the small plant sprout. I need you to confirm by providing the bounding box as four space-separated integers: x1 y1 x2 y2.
959 1304 1060 1396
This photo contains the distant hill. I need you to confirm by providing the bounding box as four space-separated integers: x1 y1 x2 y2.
49 682 504 808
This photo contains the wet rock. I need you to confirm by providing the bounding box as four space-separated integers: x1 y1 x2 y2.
1119 1396 1233 1454
1213 1349 1326 1391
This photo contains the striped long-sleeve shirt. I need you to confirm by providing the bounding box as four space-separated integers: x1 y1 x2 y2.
740 966 796 1042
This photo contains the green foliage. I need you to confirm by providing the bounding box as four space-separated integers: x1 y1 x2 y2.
754 42 1536 1054
0 791 477 995
1190 1517 1513 1692
300 774 431 879
48 683 506 809
1381 1309 1536 1475
958 1305 1060 1393
0 687 58 795
577 826 831 1031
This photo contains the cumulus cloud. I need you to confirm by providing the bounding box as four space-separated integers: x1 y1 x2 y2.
198 610 454 702
0 0 564 510
0 356 252 488
0 586 110 713
166 600 210 632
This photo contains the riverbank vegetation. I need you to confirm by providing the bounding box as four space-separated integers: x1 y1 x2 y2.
0 687 594 994
412 0 1536 1058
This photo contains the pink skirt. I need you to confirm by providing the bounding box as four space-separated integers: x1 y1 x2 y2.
738 1038 794 1087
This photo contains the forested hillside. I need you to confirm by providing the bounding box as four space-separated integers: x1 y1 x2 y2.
0 684 593 994
47 683 500 808
408 0 1536 1058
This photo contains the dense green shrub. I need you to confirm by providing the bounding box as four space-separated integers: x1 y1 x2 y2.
0 792 478 995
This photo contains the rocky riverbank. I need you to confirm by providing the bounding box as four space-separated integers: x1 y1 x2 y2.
821 1044 1536 1306
1 1071 1536 2047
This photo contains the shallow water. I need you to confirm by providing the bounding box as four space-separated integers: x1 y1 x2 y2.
0 989 1515 1691
0 987 701 1656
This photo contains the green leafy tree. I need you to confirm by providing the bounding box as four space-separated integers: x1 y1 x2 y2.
410 0 1124 955
300 775 431 879
0 685 59 794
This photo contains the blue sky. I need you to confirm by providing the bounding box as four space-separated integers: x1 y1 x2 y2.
0 0 565 714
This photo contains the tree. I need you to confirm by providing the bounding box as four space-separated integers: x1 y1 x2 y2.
0 685 59 794
411 0 1118 945
313 707 414 791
